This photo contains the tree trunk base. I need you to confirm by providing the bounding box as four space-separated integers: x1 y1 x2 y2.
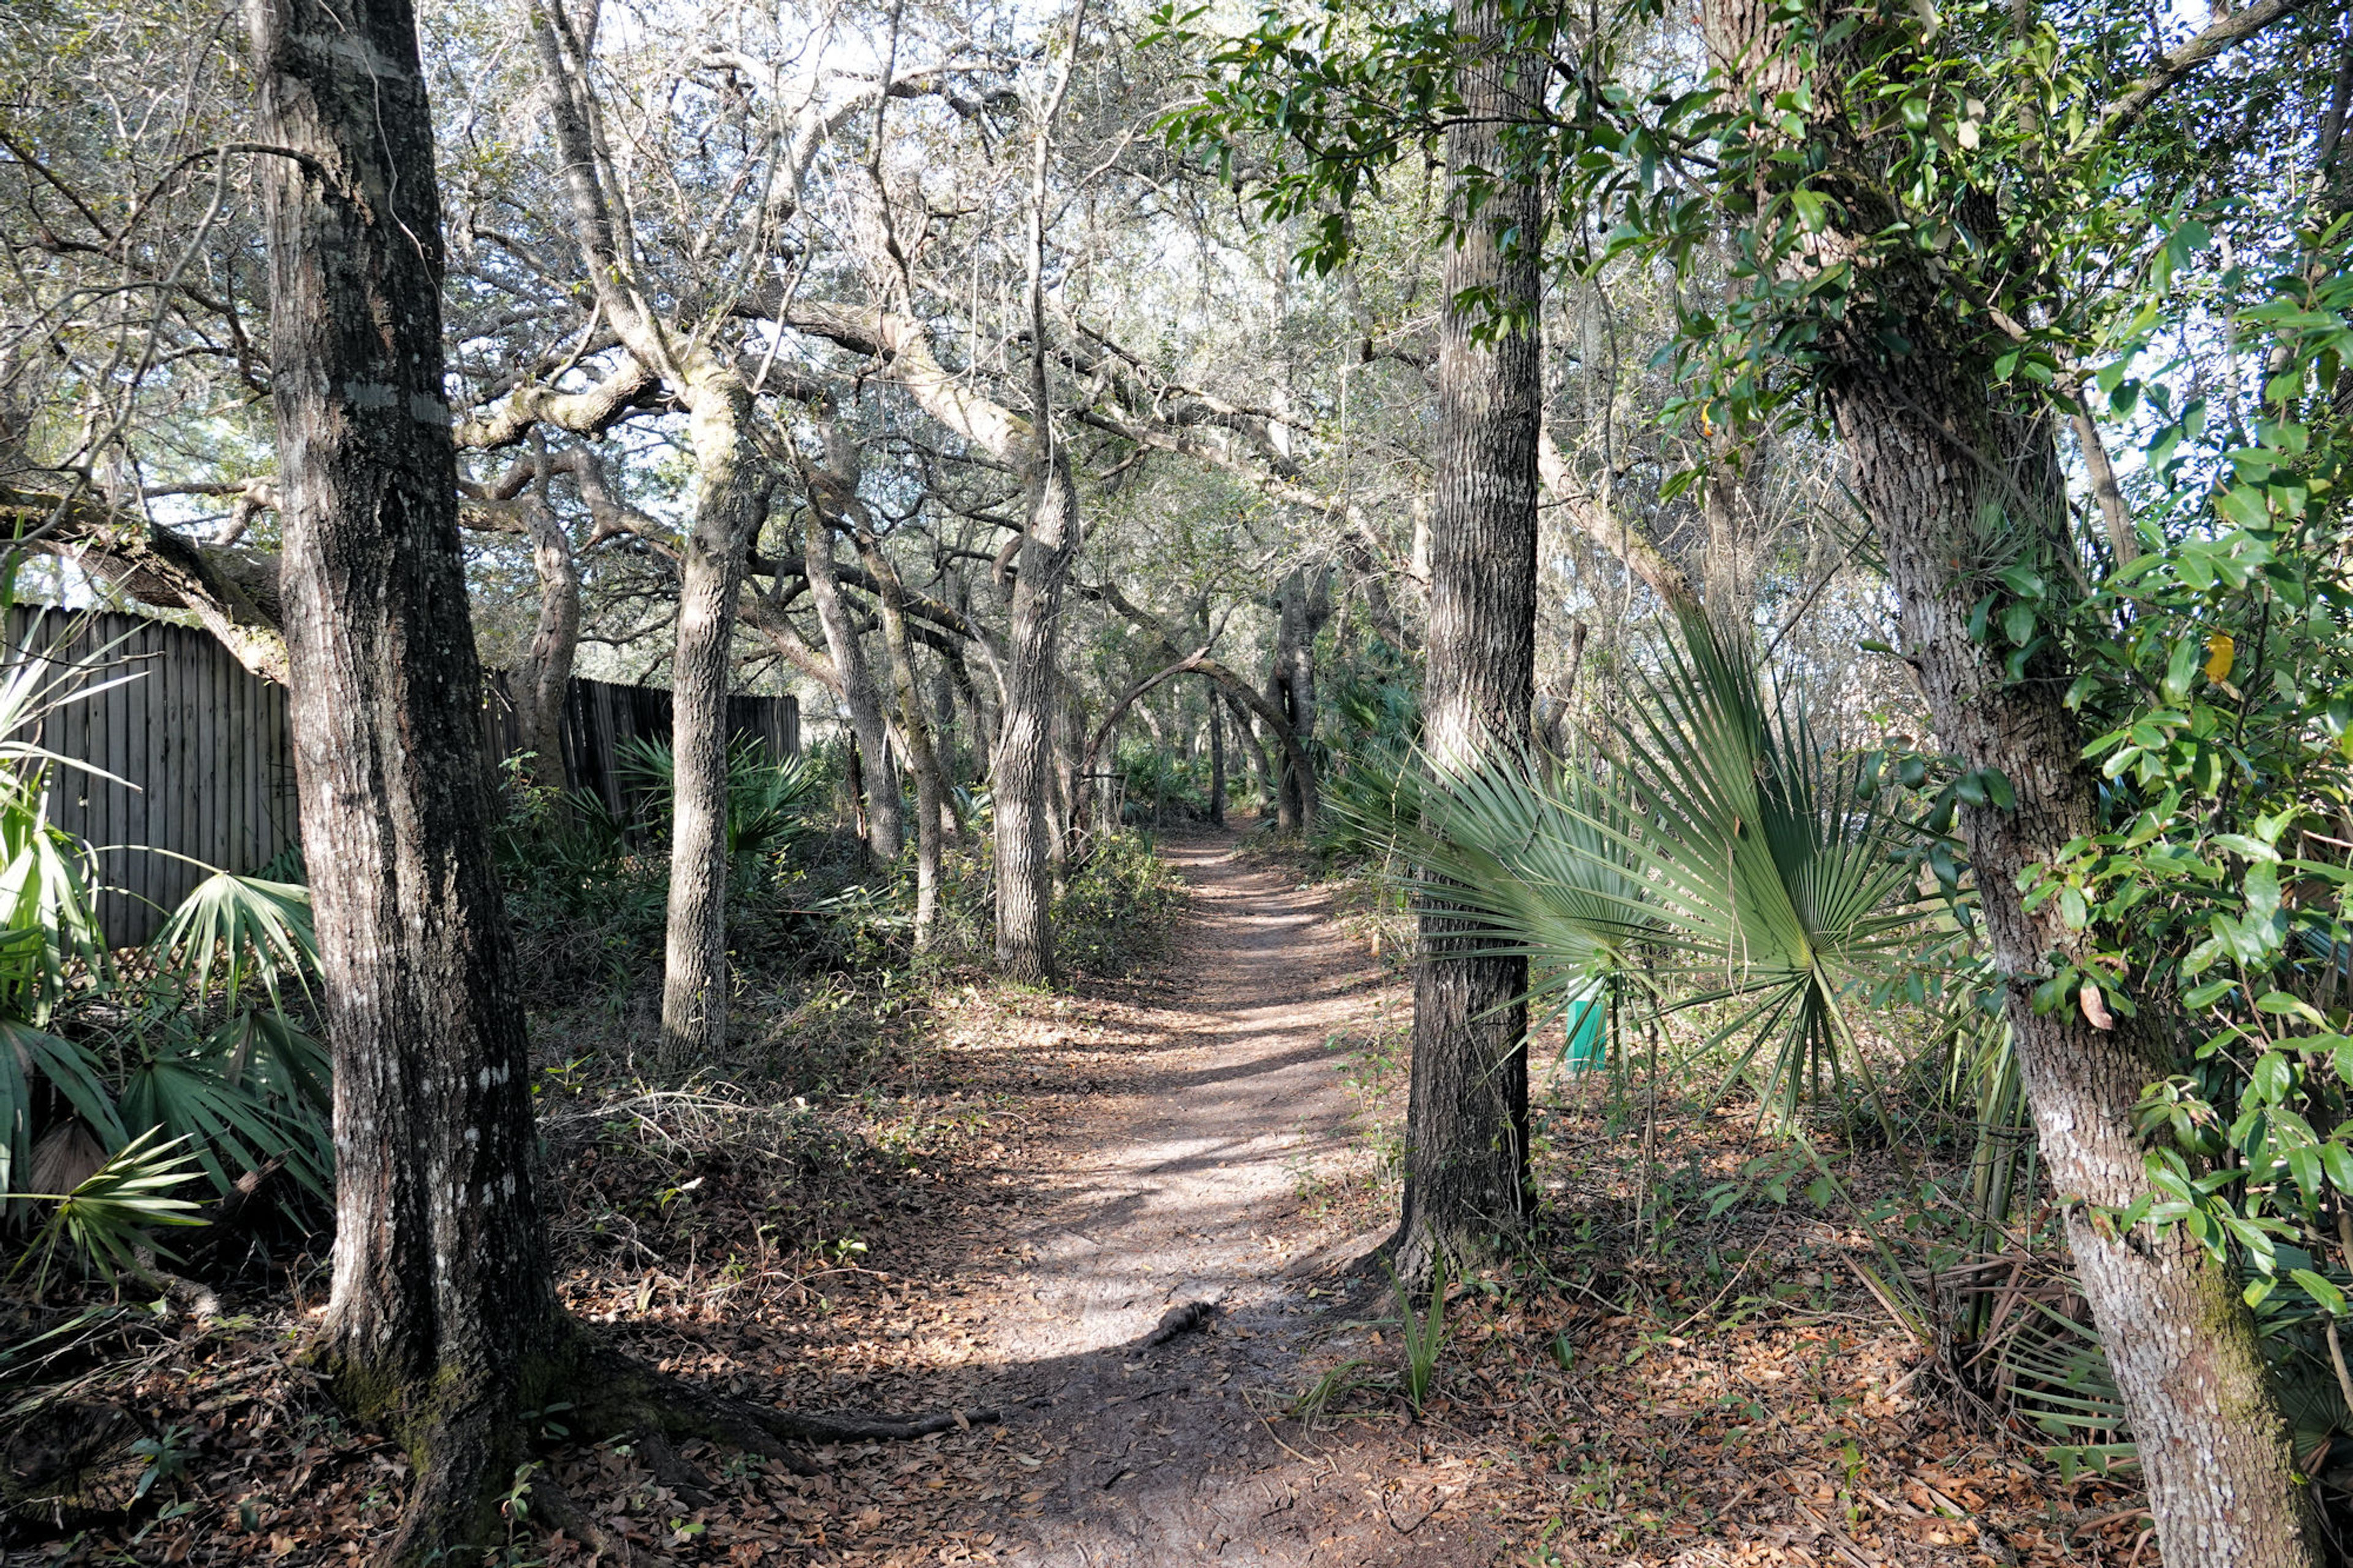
328 1319 997 1564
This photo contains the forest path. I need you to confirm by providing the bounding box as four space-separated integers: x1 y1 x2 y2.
955 830 1492 1568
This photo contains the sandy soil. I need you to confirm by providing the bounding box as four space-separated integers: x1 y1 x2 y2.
952 830 1489 1567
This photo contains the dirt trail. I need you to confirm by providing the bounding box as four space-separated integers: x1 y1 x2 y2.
958 831 1491 1568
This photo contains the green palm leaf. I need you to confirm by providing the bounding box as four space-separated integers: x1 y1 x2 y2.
1401 761 1657 1013
620 735 822 858
0 1018 125 1195
7 1126 207 1293
116 1037 329 1200
149 869 318 1016
1393 610 1931 1125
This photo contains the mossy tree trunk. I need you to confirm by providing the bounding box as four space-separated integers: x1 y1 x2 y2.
1835 355 2322 1568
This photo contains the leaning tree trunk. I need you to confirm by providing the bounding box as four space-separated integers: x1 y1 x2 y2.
994 456 1077 983
1395 0 1544 1276
1226 690 1277 820
246 0 556 1553
1838 358 2322 1567
657 377 768 1077
805 512 903 865
1684 0 2323 1543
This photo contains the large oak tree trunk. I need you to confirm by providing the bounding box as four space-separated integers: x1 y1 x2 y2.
1836 358 2322 1567
243 12 999 1551
244 0 558 1553
1687 0 2322 1548
1396 0 1542 1274
994 457 1076 983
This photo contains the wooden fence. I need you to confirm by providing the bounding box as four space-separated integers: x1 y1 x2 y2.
480 670 800 820
4 606 302 949
4 607 797 947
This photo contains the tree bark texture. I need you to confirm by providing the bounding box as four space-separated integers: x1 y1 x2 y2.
994 455 1077 983
1398 0 1543 1276
851 527 948 948
657 376 769 1075
930 662 966 838
513 480 580 776
243 0 556 1555
1835 358 2322 1568
526 2 772 1078
1226 691 1276 820
1684 0 2325 1548
804 512 903 864
1056 695 1082 858
1272 567 1330 829
1209 695 1226 826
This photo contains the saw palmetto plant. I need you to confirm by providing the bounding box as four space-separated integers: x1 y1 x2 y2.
1393 612 1932 1126
0 600 330 1278
9 1127 208 1296
618 735 825 862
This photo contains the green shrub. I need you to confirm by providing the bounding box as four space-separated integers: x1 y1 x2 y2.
1053 829 1185 974
0 604 332 1282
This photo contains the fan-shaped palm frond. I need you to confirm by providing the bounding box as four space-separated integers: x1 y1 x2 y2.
728 751 825 858
0 790 107 1021
0 1018 124 1197
618 736 822 859
1393 610 1930 1125
7 1127 207 1294
1399 762 1656 1017
149 870 317 1016
1319 740 1425 858
115 1031 332 1200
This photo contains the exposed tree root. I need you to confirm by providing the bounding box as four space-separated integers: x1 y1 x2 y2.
372 1396 521 1568
569 1337 998 1456
366 1322 998 1563
520 1475 626 1558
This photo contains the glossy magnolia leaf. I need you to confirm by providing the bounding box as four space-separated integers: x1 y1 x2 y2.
2181 979 2236 1009
2294 1268 2347 1316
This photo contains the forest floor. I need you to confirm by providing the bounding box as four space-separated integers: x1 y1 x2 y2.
4 827 2158 1567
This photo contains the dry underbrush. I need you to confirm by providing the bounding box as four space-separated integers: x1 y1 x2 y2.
1275 985 2166 1567
0 835 1185 1566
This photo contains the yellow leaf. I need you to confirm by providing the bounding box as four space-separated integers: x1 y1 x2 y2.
2205 633 2235 683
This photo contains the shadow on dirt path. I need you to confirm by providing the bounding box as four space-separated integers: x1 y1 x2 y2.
966 830 1493 1568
